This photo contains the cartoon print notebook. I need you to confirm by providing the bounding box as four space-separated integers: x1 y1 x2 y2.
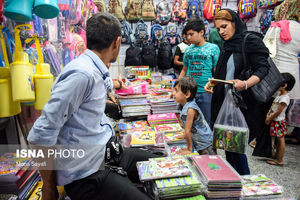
191 155 241 183
137 156 191 181
130 131 156 146
155 123 183 133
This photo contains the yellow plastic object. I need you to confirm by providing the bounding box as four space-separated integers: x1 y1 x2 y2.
0 26 21 117
10 24 35 102
29 35 53 110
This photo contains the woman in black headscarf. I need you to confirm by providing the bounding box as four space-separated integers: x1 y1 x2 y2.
204 9 270 175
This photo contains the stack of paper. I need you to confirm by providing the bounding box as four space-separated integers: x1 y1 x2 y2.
120 99 151 117
136 156 192 181
191 155 242 199
147 113 179 126
241 174 283 199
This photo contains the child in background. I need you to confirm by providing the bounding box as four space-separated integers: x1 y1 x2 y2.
172 77 214 155
173 27 190 77
265 73 295 166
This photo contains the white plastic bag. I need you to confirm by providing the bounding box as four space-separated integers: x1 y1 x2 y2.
213 89 249 154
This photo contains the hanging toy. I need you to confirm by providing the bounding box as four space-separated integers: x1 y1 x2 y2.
10 24 35 102
26 35 54 110
0 25 21 117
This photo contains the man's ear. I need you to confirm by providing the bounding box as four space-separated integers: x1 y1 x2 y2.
114 36 121 49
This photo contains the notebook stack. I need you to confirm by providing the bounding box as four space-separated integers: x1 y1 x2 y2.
0 153 41 199
191 155 242 199
149 95 180 114
120 98 151 117
137 156 203 199
241 174 283 199
147 113 179 127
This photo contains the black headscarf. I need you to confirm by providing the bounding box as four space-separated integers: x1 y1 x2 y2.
220 9 269 55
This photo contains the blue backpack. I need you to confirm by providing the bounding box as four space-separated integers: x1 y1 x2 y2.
259 10 273 35
187 0 202 18
134 19 149 46
151 23 164 48
121 20 135 44
165 22 181 46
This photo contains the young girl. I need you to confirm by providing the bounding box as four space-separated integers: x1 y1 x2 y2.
265 73 295 166
172 77 214 155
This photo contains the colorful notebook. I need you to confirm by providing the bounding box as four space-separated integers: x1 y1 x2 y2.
191 155 241 183
130 131 156 146
137 156 191 181
155 123 183 133
164 131 185 144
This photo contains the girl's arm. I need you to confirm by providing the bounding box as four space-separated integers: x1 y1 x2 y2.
265 102 287 125
184 108 198 152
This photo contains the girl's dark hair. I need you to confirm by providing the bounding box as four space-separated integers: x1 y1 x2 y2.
281 73 295 91
86 13 121 52
174 77 197 101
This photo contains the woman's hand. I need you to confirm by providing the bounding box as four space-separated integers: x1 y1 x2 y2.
204 82 214 94
233 79 247 91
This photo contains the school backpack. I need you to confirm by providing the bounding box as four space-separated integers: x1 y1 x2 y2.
203 18 210 41
172 0 187 22
134 19 149 46
165 22 181 46
157 43 173 70
109 0 125 21
141 0 156 21
121 20 135 44
156 0 172 25
125 45 142 66
125 0 142 21
238 0 257 20
94 0 106 12
187 0 202 18
259 10 273 35
203 0 222 20
141 44 157 68
151 23 164 48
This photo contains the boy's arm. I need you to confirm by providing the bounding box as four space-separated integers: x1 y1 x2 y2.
174 55 183 66
184 108 198 152
265 102 287 125
179 66 187 79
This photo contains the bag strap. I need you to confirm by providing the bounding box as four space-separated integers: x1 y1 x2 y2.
241 32 252 71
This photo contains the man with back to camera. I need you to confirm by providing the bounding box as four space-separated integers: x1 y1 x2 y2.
27 13 156 200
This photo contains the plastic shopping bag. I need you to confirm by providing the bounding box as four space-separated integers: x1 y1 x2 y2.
213 89 249 154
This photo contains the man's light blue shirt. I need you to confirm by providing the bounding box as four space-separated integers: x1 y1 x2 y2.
27 49 113 185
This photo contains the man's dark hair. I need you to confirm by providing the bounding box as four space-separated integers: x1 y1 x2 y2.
86 13 121 51
184 16 205 35
174 77 197 101
281 73 295 91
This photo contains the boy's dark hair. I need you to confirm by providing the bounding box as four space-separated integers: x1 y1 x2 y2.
184 16 205 35
86 13 121 52
281 73 295 91
174 77 197 101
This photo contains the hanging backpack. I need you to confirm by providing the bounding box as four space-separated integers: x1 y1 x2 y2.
151 23 164 48
134 19 149 46
238 0 257 20
187 0 202 18
125 0 142 21
203 0 222 20
125 45 142 66
203 18 210 41
165 22 181 46
259 10 273 35
121 20 135 44
172 0 187 22
141 0 156 21
109 0 125 21
157 43 173 70
94 0 106 12
141 44 157 68
156 0 172 25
